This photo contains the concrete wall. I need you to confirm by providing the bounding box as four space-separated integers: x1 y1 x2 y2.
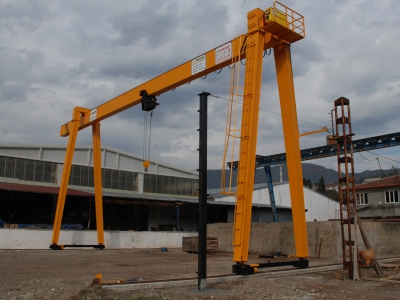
208 221 400 258
0 229 196 249
1 221 399 259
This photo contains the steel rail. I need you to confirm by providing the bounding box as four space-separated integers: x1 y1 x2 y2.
101 257 400 291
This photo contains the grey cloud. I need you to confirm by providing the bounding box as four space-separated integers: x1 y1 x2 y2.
0 47 46 102
111 2 178 47
0 0 51 34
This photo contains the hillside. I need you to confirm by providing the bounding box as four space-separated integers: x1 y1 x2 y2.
207 163 392 189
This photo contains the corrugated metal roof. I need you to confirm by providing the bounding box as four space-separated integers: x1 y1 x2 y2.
0 182 93 197
355 175 400 190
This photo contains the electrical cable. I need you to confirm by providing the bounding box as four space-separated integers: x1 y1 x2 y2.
358 152 376 161
366 150 400 164
208 93 327 130
376 157 387 177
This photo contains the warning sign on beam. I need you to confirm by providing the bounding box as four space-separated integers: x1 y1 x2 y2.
90 109 97 122
215 42 232 64
192 54 206 75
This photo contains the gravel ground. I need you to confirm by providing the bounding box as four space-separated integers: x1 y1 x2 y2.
0 249 399 300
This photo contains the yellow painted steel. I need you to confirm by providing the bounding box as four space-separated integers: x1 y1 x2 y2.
230 3 307 263
53 2 307 259
232 8 266 263
299 126 329 138
92 123 105 245
274 43 308 257
51 107 90 244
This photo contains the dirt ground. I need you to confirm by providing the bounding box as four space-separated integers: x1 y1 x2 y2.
0 249 400 300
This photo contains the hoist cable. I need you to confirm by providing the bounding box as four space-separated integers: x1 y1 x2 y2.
148 110 153 164
143 110 154 172
143 111 147 161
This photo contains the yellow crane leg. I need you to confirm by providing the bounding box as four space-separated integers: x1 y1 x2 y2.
92 123 105 245
51 107 90 246
274 43 308 258
232 8 265 263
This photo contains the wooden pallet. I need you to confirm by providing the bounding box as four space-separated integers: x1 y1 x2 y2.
380 264 400 269
182 237 218 254
3 224 18 228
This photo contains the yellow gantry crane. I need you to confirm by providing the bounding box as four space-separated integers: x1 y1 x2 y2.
50 1 308 272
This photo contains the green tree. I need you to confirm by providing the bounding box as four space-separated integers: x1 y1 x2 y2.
324 190 340 201
317 176 326 192
303 178 312 188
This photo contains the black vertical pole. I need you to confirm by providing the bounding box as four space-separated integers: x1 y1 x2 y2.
198 91 209 291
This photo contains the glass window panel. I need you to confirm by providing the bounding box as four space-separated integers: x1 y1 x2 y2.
144 173 151 193
0 156 5 177
111 170 119 190
157 175 163 194
14 159 24 180
24 160 35 181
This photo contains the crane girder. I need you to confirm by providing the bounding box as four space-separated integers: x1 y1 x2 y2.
60 33 286 137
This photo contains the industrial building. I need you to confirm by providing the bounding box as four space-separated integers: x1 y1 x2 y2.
0 143 200 231
0 143 341 232
0 143 297 231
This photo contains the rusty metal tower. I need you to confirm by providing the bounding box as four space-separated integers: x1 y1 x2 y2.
334 96 357 279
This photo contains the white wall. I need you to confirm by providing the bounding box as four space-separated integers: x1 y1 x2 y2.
0 229 197 249
215 183 339 221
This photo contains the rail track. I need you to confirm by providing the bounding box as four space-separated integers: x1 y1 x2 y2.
101 257 400 292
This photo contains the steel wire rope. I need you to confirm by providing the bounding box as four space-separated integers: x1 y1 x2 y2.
143 111 148 165
208 93 328 130
142 110 154 172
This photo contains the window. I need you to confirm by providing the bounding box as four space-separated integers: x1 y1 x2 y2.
385 191 399 203
356 193 368 205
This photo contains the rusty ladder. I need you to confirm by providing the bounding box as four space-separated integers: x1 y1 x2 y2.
334 97 357 279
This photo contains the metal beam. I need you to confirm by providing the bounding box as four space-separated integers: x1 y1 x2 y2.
229 132 400 169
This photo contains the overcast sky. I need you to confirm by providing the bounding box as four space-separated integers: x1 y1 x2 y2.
1 0 399 175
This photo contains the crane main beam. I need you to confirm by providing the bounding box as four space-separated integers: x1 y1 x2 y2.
60 31 301 137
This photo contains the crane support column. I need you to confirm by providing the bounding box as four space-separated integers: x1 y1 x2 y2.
232 8 266 264
92 123 105 247
50 107 90 249
274 43 308 258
